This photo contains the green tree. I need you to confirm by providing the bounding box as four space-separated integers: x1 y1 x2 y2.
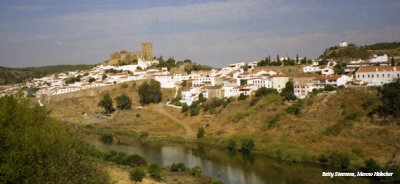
138 80 162 105
198 93 206 103
379 79 400 120
241 139 255 153
130 168 145 182
281 81 296 101
98 93 114 113
363 159 381 172
197 127 205 138
115 94 132 110
148 163 162 180
238 93 247 100
102 74 107 80
0 95 109 184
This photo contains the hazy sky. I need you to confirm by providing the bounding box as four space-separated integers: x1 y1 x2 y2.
0 0 399 67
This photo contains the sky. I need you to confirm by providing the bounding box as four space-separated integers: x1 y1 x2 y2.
0 0 399 68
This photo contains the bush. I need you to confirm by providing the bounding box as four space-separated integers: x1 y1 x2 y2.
130 168 145 182
344 112 358 121
181 103 189 113
238 93 247 101
105 151 147 167
211 178 224 184
100 133 113 144
190 103 200 116
170 162 186 172
197 128 205 138
88 77 96 83
190 166 202 176
329 153 351 169
226 139 236 150
255 87 278 97
324 84 335 91
266 115 280 128
318 153 329 163
249 97 260 106
379 79 400 120
363 159 381 172
120 83 128 89
115 94 132 110
241 139 255 153
285 102 302 115
148 163 162 179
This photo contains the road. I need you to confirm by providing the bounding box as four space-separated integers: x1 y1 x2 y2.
152 104 195 138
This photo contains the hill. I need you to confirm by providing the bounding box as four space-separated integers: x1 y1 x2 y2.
47 83 400 170
0 64 94 85
320 41 400 61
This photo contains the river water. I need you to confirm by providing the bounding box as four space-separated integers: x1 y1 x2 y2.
90 139 377 184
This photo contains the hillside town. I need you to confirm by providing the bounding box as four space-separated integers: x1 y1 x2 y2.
1 42 399 105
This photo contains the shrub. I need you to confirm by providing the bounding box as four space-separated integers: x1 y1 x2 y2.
197 128 205 138
233 111 249 123
382 164 400 182
88 77 96 83
266 115 280 128
249 97 260 106
190 166 202 176
211 178 224 184
148 163 162 179
130 168 145 182
363 159 381 172
181 103 189 113
190 103 200 116
120 83 128 89
170 162 186 172
344 112 358 121
285 102 302 115
324 84 335 91
115 94 132 110
238 93 247 101
255 87 278 97
318 153 329 163
105 151 147 167
329 153 351 169
281 81 296 101
100 133 113 144
241 139 255 153
226 139 236 150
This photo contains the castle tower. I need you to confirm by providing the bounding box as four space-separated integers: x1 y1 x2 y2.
141 42 153 60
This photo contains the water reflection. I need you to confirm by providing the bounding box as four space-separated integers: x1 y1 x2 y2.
90 140 376 184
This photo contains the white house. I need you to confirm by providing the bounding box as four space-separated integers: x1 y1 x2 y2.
303 65 320 73
321 66 334 75
180 87 202 105
272 74 289 92
369 54 388 63
339 41 348 47
355 66 400 86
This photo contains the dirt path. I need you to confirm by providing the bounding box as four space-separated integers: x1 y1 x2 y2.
152 104 195 138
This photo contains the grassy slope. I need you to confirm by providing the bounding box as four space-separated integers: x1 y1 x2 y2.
48 83 400 168
0 64 94 85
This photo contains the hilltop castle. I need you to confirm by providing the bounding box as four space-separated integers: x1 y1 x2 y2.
110 42 153 62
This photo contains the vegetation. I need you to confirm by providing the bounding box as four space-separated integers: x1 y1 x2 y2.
65 76 81 84
115 94 132 110
378 79 400 120
190 166 202 176
241 139 255 153
363 42 400 50
255 87 278 97
170 162 187 172
320 44 372 60
105 151 147 167
130 168 145 182
197 127 205 138
98 93 114 113
238 93 247 101
0 64 94 85
226 139 236 150
99 133 113 144
0 95 109 183
138 80 162 105
148 163 162 179
281 81 296 101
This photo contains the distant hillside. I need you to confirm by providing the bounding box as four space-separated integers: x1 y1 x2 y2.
320 41 400 61
0 64 94 85
319 44 372 60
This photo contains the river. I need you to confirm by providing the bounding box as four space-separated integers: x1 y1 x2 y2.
90 139 377 184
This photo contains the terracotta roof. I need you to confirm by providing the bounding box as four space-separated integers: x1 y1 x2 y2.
293 73 317 78
357 66 400 73
313 75 342 80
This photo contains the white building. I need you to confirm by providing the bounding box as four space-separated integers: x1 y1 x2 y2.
272 74 289 92
339 41 348 47
355 66 400 86
303 65 320 73
369 54 388 63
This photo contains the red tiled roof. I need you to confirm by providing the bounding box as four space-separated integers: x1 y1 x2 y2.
357 66 400 73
